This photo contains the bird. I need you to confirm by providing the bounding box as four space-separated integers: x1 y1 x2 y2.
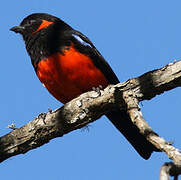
10 13 159 159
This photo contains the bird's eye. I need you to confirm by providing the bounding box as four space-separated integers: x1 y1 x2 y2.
28 20 36 25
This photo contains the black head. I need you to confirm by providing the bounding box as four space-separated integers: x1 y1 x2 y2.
10 13 70 37
10 13 73 67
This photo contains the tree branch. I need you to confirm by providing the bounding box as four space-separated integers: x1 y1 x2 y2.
1 60 181 178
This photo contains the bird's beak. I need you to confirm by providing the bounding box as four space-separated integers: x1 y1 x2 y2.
10 25 25 34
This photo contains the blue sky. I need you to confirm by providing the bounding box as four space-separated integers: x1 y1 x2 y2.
1 0 181 179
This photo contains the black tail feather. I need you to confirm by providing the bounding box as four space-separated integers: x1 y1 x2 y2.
106 109 159 159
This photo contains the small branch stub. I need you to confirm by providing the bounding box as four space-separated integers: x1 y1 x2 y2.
160 162 181 180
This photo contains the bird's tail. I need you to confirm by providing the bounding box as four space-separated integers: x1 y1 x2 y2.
106 109 159 159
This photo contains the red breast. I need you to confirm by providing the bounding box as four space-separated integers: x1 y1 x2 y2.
36 45 108 103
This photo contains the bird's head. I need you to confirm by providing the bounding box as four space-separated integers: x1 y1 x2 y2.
10 13 70 38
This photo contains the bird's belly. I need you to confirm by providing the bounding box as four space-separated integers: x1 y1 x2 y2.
36 47 108 104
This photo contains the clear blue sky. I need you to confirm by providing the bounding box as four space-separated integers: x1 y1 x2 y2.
1 0 181 179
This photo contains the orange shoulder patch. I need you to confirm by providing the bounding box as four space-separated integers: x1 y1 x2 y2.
34 20 53 33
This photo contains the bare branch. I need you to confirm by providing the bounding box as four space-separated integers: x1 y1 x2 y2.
123 90 181 163
160 163 181 180
160 163 171 180
0 60 181 169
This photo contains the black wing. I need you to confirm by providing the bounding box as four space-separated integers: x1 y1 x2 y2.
70 30 120 84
